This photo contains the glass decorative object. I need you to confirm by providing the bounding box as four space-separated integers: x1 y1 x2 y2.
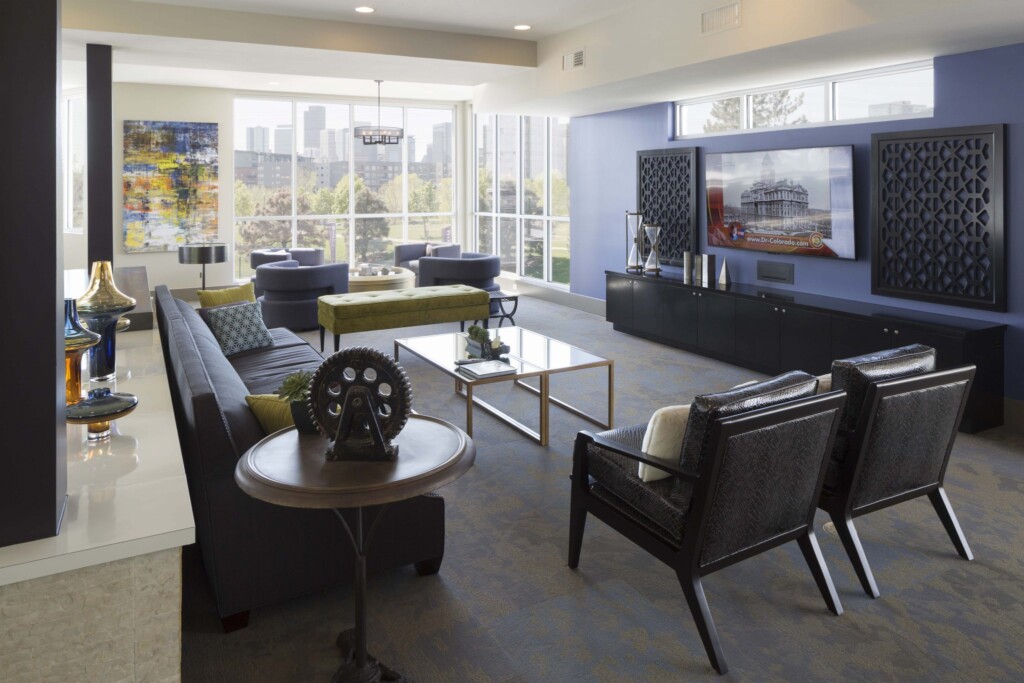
66 387 139 441
76 261 136 382
64 298 101 405
643 225 662 274
625 211 644 272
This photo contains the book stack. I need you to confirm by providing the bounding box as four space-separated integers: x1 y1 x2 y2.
457 360 516 378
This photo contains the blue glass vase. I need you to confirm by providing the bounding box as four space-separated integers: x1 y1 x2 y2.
76 261 136 382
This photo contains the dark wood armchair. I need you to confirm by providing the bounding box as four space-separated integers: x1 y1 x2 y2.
818 363 976 598
569 387 847 675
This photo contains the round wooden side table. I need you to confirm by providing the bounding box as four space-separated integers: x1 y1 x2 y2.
235 414 475 683
348 266 416 293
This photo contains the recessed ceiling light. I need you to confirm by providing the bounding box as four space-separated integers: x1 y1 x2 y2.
355 6 375 13
514 24 531 31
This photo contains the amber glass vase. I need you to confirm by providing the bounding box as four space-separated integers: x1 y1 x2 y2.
64 298 101 405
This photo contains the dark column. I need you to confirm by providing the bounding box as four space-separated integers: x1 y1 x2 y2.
87 43 113 265
0 0 66 547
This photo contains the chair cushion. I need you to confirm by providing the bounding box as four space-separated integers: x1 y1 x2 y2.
680 370 819 476
638 404 690 483
245 394 294 434
824 344 936 489
586 424 693 546
197 281 256 308
204 301 275 356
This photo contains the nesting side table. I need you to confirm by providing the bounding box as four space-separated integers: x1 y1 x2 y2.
235 415 475 682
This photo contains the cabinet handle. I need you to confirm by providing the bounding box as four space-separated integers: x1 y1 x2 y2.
773 307 778 312
781 308 786 314
692 292 696 296
883 328 889 333
894 329 900 335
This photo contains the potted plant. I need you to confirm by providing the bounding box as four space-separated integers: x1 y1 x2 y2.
465 325 492 358
276 370 319 435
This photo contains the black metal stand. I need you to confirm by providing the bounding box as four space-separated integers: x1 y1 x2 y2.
331 507 404 683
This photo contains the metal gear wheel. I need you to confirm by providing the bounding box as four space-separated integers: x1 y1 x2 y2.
308 346 412 446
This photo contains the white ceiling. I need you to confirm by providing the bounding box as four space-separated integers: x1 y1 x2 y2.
131 0 635 39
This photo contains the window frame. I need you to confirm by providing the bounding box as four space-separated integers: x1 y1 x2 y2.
675 61 934 138
61 91 86 235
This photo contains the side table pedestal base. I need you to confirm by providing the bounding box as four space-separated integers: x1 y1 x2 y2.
334 630 404 682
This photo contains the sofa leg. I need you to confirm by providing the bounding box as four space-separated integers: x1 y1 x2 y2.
414 557 443 576
221 610 250 633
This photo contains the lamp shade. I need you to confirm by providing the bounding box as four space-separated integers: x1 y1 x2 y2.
178 243 227 265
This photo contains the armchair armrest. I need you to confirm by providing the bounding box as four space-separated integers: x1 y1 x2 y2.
579 430 700 484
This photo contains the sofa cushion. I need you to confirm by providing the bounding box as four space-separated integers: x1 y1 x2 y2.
638 404 691 483
197 281 256 308
230 343 325 395
245 394 294 434
824 344 936 489
680 371 819 477
205 301 275 356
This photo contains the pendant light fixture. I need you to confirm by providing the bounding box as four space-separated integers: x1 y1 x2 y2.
355 80 403 145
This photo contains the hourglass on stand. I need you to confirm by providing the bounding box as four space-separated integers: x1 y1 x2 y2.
643 224 662 274
625 211 644 272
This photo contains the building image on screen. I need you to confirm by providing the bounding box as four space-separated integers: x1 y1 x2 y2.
706 146 855 260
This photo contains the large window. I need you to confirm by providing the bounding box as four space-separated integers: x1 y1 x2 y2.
234 98 456 278
61 93 86 234
474 114 570 286
676 62 934 137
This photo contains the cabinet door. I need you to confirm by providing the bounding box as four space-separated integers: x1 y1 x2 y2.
663 288 699 346
632 279 664 337
884 322 963 368
734 299 781 373
605 274 633 326
831 314 891 360
697 290 736 356
780 307 832 375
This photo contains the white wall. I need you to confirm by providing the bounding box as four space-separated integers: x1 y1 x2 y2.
110 83 235 290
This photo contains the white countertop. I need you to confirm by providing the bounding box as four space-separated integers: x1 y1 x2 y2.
0 327 195 586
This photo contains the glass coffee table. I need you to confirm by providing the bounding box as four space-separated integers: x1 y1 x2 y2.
394 327 613 446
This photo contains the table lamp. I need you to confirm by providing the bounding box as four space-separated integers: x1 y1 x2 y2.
178 243 227 290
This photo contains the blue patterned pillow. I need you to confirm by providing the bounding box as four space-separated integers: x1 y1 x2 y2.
204 301 274 356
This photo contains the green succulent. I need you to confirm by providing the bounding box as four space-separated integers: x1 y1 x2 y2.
276 370 314 403
466 325 491 344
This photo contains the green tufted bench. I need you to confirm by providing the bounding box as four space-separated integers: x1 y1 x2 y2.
318 284 491 352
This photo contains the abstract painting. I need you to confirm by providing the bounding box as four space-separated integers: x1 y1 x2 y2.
122 120 218 252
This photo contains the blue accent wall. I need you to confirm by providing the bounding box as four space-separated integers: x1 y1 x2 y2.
569 42 1023 400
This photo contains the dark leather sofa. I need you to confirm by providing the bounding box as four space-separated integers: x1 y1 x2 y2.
154 285 445 630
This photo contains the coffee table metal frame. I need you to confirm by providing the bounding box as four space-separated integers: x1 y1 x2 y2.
235 416 475 683
394 327 613 447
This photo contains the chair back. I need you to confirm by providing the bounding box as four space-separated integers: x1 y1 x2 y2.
845 366 975 512
687 392 846 571
256 262 349 300
418 253 501 291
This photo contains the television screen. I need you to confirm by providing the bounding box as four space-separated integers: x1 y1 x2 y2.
706 146 855 259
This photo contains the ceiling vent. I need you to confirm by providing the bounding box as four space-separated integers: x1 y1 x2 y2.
701 2 741 35
562 48 586 72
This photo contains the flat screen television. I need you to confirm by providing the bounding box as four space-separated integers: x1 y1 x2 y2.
706 146 855 260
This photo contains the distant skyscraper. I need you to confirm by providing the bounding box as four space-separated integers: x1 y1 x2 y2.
304 105 326 150
550 119 569 173
274 125 292 156
246 126 269 153
319 129 337 160
432 122 453 165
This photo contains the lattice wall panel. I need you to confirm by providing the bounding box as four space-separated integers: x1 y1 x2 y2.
872 125 1005 311
637 148 697 266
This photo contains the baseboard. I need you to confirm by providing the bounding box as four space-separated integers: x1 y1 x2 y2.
1003 397 1024 434
496 276 605 317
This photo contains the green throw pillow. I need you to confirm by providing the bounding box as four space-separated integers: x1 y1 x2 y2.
197 281 256 308
245 394 294 434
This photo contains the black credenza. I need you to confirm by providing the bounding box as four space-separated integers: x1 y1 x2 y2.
606 271 1005 433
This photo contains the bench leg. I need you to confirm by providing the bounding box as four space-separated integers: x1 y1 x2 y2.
319 325 325 352
333 333 340 353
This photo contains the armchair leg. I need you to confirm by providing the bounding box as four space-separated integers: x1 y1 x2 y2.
829 512 880 598
797 531 843 615
928 487 973 561
567 493 587 569
678 572 727 675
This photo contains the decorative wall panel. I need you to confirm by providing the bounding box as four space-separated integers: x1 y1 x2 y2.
637 147 697 266
871 125 1005 311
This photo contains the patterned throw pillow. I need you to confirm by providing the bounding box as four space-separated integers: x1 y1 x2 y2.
204 301 274 356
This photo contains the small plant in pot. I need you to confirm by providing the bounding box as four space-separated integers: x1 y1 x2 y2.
276 370 319 435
